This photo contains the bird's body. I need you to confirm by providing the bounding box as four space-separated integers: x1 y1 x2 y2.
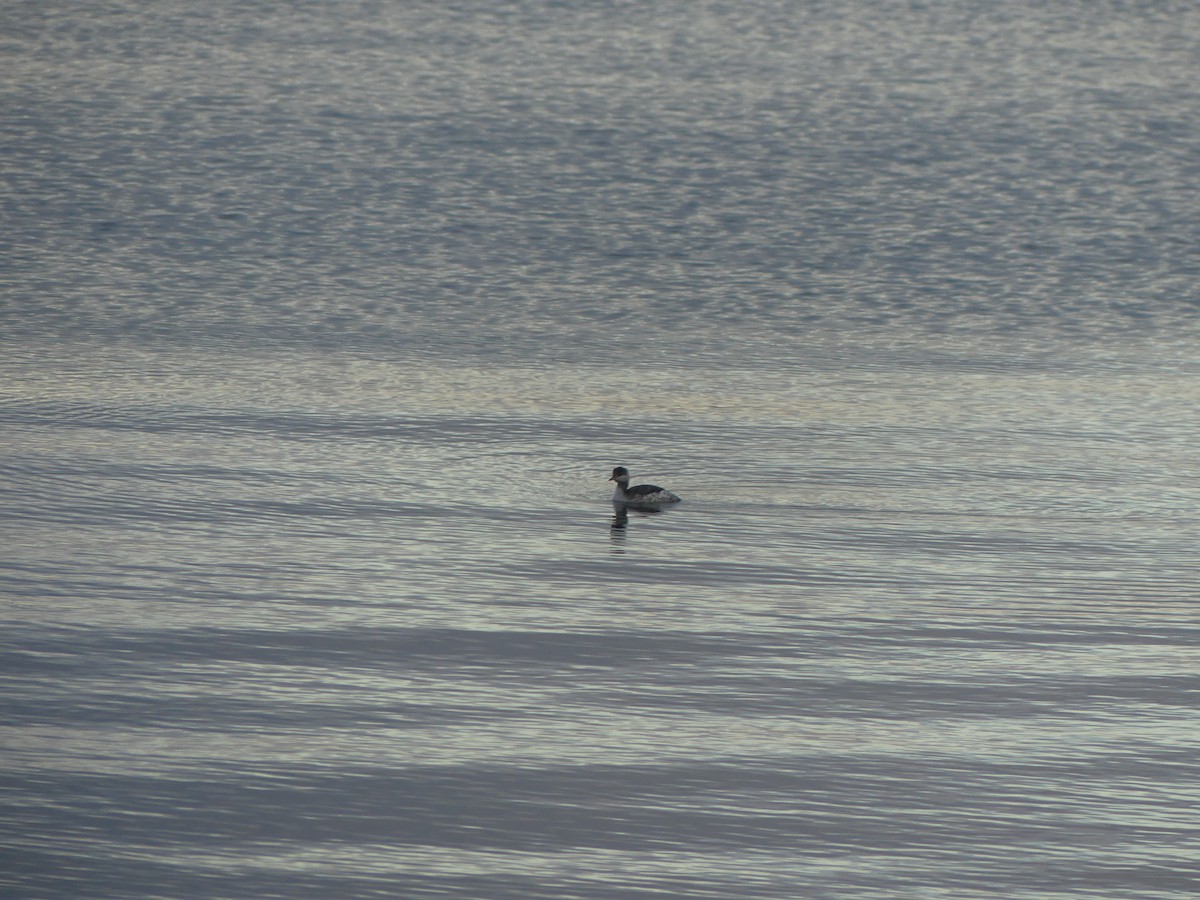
609 466 681 505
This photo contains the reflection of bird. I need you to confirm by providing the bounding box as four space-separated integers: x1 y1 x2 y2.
608 466 681 505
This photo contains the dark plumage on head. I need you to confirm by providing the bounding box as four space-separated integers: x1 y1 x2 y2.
609 466 629 481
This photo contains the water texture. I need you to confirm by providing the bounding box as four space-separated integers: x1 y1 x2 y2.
2 2 1199 898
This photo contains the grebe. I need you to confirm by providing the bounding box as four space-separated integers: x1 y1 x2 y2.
609 466 681 505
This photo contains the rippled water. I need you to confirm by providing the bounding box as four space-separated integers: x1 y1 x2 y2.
4 2 1200 898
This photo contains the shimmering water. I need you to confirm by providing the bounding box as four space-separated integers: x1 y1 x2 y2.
3 2 1200 898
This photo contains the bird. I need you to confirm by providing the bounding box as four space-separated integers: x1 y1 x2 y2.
609 466 681 505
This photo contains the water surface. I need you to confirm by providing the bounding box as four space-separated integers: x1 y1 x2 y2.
3 2 1200 898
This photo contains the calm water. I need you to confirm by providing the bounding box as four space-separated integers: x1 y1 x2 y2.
3 2 1200 898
